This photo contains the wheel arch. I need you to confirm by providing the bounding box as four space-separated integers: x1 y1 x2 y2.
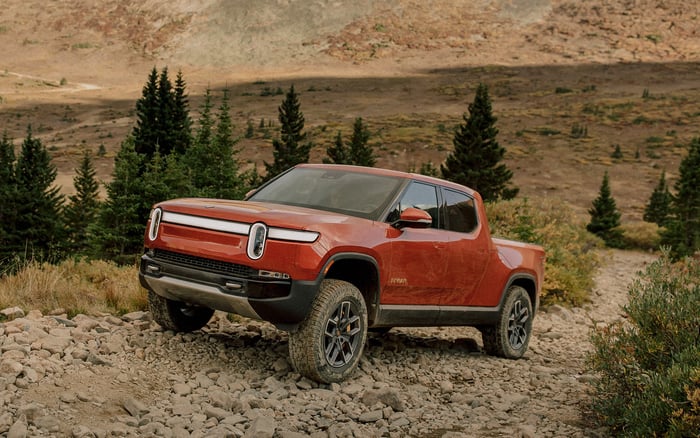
502 273 539 314
322 253 381 325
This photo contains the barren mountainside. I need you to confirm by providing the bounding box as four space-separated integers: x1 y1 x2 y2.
0 0 699 219
2 0 698 72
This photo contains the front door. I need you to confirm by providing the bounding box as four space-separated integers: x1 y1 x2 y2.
382 181 448 305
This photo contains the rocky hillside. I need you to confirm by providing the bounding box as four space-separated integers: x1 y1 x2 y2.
2 0 697 77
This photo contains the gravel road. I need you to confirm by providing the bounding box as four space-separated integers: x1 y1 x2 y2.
0 249 656 437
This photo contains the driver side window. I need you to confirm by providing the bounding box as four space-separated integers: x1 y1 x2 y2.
387 182 439 228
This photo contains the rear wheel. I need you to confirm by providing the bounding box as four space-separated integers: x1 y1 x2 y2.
148 290 214 332
481 285 532 358
288 279 368 383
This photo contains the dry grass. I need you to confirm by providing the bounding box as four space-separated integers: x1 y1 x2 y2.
619 221 662 251
0 259 146 318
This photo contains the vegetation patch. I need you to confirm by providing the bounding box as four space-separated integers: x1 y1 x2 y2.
0 258 145 317
618 221 662 251
588 252 700 436
486 197 602 306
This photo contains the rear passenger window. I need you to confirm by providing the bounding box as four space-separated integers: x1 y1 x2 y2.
443 189 478 233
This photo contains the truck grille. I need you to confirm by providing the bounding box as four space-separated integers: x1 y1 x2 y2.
152 249 256 278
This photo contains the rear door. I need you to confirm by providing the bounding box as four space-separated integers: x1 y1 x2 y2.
439 188 490 306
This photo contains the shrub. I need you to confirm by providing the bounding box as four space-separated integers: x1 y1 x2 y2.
571 123 587 138
588 252 700 436
486 198 602 306
611 144 623 159
618 221 661 251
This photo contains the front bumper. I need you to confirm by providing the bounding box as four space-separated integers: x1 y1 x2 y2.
139 251 321 329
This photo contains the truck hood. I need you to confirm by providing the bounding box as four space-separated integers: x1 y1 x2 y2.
156 198 362 231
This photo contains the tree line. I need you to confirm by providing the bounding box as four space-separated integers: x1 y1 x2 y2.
1 66 697 269
586 137 700 259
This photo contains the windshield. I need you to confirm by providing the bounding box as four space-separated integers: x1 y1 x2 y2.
248 167 405 220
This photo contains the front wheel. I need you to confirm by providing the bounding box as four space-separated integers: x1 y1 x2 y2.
288 279 368 383
148 290 214 332
480 285 533 359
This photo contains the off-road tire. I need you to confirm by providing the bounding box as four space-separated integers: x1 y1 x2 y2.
481 285 532 358
288 279 368 383
148 290 214 332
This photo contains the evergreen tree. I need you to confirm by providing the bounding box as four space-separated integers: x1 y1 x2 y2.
643 170 672 226
324 131 349 164
264 85 312 180
0 131 14 186
661 137 700 259
0 132 18 263
133 67 160 157
245 120 255 139
348 117 375 167
184 89 243 199
587 171 624 248
12 126 65 261
243 165 263 194
159 153 192 199
418 161 440 177
90 138 148 263
195 88 214 151
171 70 192 155
155 67 175 156
132 67 190 158
210 89 243 198
64 150 101 255
440 83 518 201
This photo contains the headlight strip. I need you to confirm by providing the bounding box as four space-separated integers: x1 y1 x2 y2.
160 211 319 243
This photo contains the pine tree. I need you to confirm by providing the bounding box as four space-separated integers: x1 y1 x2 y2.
184 89 243 199
0 132 18 263
440 83 518 201
12 126 65 261
348 117 375 167
418 161 440 177
132 67 190 158
242 165 263 194
264 85 312 180
661 137 700 259
133 67 160 157
64 150 101 255
0 131 14 186
324 131 349 164
587 171 624 248
643 170 672 226
171 70 192 155
155 67 175 156
209 89 243 199
195 88 214 151
90 138 148 263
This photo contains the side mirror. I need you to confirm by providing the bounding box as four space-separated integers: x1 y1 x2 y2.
394 207 432 229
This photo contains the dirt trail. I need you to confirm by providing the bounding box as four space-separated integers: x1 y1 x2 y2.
0 249 659 437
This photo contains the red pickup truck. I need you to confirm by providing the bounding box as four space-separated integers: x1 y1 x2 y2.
140 164 545 383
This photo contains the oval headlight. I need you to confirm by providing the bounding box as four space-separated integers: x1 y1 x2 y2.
148 208 162 241
247 222 268 260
